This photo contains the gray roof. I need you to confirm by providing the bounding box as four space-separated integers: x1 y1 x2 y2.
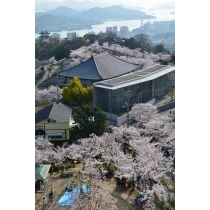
35 102 72 124
94 65 175 90
59 53 141 80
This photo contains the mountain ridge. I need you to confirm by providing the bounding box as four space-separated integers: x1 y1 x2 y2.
35 5 155 32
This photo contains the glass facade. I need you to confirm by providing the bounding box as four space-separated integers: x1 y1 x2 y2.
94 71 175 116
154 71 175 99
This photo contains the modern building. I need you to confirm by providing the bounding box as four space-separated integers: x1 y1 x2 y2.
106 26 118 34
93 64 175 125
106 27 113 33
35 101 73 141
112 26 118 34
67 32 76 40
58 53 141 87
119 26 129 38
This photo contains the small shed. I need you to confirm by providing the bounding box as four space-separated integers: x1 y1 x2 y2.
35 164 51 192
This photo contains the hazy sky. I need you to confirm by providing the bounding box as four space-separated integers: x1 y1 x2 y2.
35 0 175 10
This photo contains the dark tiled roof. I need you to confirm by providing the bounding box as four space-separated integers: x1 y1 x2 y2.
35 102 72 124
49 102 72 122
59 57 101 80
35 104 53 124
94 54 141 79
58 53 141 80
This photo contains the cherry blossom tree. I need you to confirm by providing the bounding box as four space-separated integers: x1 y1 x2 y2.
35 103 175 208
35 85 62 107
35 136 55 164
67 41 171 70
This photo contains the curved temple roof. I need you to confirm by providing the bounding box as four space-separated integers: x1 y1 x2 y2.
59 53 141 80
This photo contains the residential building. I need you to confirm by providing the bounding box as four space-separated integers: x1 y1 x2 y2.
35 101 73 141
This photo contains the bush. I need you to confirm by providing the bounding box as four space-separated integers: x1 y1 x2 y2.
52 164 63 172
65 163 76 169
107 162 117 175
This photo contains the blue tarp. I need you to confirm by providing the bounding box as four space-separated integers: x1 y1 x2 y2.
57 184 91 206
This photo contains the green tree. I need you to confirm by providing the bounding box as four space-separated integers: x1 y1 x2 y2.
134 34 153 52
124 37 137 49
71 104 108 139
62 77 93 105
62 86 71 104
154 43 166 53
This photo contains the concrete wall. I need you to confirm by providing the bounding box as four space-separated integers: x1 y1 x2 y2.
36 121 71 140
157 101 175 113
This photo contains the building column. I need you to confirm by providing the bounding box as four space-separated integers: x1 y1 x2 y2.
152 80 155 98
93 87 97 105
108 90 112 125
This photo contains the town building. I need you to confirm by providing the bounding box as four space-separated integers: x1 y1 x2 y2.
67 32 76 40
119 26 129 38
38 30 51 41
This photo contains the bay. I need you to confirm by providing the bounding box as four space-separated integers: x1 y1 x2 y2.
35 8 175 39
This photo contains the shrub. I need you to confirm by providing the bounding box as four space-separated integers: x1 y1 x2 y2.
107 162 117 175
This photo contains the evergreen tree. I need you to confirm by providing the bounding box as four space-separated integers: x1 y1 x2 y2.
71 104 108 139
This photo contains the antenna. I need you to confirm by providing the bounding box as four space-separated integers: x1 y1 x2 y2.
56 73 59 104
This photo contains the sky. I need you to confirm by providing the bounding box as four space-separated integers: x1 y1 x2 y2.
35 0 175 10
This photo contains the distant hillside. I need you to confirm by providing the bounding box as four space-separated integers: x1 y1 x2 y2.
35 5 155 33
80 5 155 20
46 6 79 17
35 0 103 12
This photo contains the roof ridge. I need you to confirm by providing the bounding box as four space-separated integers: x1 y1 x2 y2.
93 56 103 79
111 54 141 66
59 56 94 73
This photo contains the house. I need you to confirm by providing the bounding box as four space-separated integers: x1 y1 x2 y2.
58 53 141 87
35 101 73 141
35 164 51 192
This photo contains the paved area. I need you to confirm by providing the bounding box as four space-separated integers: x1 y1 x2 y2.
35 171 139 210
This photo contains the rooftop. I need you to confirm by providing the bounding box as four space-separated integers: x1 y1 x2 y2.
35 102 72 124
93 64 175 90
35 164 51 181
58 53 141 80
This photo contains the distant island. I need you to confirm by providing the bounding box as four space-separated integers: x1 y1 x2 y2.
35 5 155 33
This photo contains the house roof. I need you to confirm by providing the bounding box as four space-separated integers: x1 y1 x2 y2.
58 53 141 80
35 102 72 124
35 164 51 180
